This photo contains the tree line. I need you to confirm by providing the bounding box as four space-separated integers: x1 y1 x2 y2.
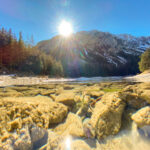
0 27 63 76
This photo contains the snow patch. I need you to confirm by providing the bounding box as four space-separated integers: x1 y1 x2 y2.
106 57 118 67
117 56 127 64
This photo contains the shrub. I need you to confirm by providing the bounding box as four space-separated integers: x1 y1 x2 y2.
139 48 150 72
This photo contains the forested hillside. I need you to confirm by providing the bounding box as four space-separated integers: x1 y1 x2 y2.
0 27 63 76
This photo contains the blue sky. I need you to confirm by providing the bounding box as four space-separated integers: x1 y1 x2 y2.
0 0 150 44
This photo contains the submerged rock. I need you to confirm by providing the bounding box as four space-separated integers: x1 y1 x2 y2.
125 83 150 105
0 126 48 150
83 118 95 138
30 126 48 149
140 90 150 104
13 127 32 150
0 89 23 97
0 139 14 150
121 108 137 130
59 139 91 150
76 95 91 118
0 96 68 134
46 134 92 150
119 92 148 109
90 92 126 139
86 91 104 98
84 85 100 92
7 118 22 132
131 106 150 127
47 131 62 149
55 92 76 107
54 113 85 138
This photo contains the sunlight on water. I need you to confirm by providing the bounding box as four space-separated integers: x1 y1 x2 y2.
65 136 72 150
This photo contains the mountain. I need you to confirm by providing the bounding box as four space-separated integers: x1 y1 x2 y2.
37 30 150 77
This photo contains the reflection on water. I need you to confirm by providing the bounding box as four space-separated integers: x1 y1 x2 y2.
65 136 72 150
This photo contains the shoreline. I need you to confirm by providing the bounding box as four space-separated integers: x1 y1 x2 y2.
0 72 149 87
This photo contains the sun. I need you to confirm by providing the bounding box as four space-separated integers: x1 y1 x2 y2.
58 20 73 37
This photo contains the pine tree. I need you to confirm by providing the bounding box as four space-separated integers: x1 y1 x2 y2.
30 35 34 46
19 32 23 45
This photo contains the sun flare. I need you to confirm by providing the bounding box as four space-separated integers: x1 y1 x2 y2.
58 20 73 37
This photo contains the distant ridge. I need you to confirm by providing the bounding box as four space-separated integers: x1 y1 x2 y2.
37 30 150 77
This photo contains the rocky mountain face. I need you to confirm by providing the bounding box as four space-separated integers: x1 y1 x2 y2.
37 31 150 77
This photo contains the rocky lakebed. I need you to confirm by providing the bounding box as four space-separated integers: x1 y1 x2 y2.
0 81 150 150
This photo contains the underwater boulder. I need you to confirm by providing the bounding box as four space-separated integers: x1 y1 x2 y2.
90 92 126 139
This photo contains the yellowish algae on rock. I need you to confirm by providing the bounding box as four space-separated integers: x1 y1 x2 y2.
90 92 126 139
0 82 150 149
0 96 68 135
